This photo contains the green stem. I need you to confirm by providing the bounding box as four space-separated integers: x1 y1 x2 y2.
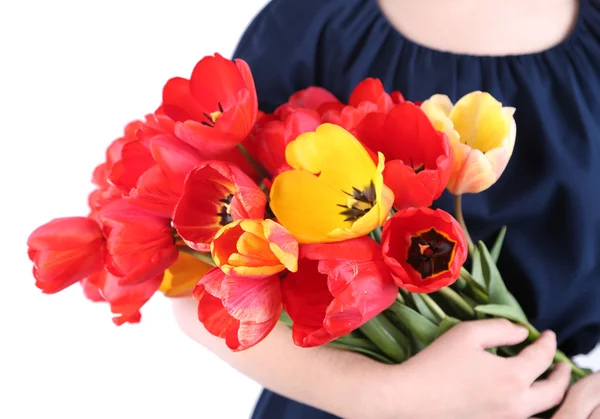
395 293 405 305
454 194 475 254
177 245 216 267
437 287 476 318
237 144 270 180
371 226 382 244
359 314 410 363
327 341 394 364
552 349 589 379
418 293 447 321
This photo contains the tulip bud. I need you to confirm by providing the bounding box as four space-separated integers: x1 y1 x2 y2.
422 91 516 195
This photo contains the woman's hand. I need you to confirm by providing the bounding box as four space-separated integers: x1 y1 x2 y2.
380 319 572 419
552 371 600 418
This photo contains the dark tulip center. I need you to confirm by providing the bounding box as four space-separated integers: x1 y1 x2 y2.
216 193 234 226
201 102 224 127
337 181 377 222
406 228 455 279
409 157 425 174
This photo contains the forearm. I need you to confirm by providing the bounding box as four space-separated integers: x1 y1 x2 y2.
171 296 388 419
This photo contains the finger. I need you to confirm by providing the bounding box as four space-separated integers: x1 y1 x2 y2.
457 318 529 349
592 406 600 419
554 374 600 419
526 362 571 415
512 330 557 379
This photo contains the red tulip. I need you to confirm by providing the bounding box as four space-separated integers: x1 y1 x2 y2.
194 267 282 351
105 118 159 193
381 207 468 293
105 120 143 174
355 102 453 209
161 53 258 155
82 269 162 325
287 86 341 111
348 78 394 111
28 217 105 293
99 200 178 286
320 78 394 132
246 108 321 176
128 134 204 218
281 237 398 347
88 163 122 215
173 161 267 252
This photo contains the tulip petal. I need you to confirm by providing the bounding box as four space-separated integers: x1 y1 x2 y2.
160 251 213 297
109 140 155 193
195 268 282 351
383 160 437 209
99 200 178 285
450 91 509 153
270 124 393 244
211 219 298 279
162 77 207 122
349 78 387 107
300 236 383 262
447 143 496 195
128 165 179 218
99 270 162 325
288 86 340 110
189 53 247 111
263 219 299 273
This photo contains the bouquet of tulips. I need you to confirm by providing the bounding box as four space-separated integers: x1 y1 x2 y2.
27 53 591 415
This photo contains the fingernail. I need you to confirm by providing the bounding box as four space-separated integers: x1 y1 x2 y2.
540 331 557 344
560 361 572 371
516 325 529 334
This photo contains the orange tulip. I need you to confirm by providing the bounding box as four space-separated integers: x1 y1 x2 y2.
211 219 298 279
421 92 516 195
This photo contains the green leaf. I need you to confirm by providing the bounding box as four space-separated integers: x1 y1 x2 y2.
490 226 507 264
387 303 438 346
474 304 538 337
477 241 526 315
436 316 460 338
410 294 440 324
469 247 486 289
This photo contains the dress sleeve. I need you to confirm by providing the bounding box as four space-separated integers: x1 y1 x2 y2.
232 0 339 112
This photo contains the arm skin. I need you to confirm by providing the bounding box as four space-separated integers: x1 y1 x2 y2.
171 296 391 419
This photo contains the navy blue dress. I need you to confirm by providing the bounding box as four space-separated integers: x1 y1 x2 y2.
233 0 600 417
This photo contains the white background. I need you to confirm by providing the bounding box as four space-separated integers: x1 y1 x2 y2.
1 1 599 419
0 1 266 418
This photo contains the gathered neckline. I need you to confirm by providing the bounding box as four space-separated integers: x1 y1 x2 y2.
370 0 587 61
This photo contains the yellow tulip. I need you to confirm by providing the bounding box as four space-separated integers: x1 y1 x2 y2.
270 123 394 244
160 251 213 297
421 92 516 195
